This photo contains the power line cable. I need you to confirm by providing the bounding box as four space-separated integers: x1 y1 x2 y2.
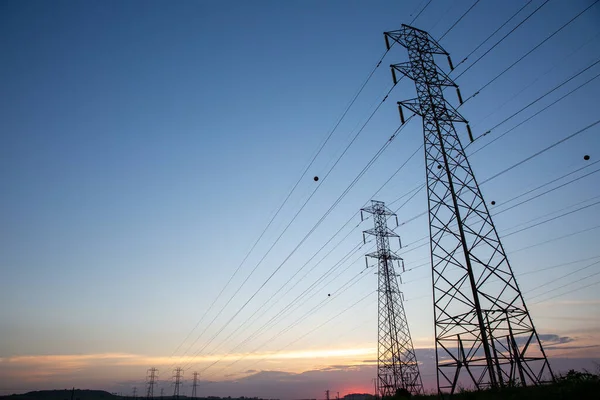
503 199 600 237
453 0 534 69
410 0 434 25
469 66 600 153
461 0 599 103
183 238 369 369
175 83 403 369
528 267 600 302
455 0 551 79
183 129 424 370
204 289 377 380
473 29 600 127
187 171 424 373
501 192 600 232
404 254 600 284
439 0 481 41
430 0 459 33
384 131 600 257
196 144 426 360
168 46 392 362
527 260 600 295
480 118 600 184
511 224 600 254
400 191 600 267
494 166 600 216
475 59 600 132
196 265 373 376
492 159 600 210
529 278 600 305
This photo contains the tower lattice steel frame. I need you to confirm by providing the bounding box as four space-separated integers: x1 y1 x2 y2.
172 367 183 399
146 368 158 398
383 24 553 394
362 200 424 397
191 372 199 399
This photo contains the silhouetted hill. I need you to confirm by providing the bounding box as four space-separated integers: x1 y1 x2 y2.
0 391 274 400
0 390 113 400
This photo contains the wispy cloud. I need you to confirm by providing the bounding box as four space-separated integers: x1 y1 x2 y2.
0 347 376 373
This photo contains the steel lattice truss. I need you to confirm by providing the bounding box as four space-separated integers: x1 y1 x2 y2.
383 25 554 394
362 200 424 397
146 368 158 398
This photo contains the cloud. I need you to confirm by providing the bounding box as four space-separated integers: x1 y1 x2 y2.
2 336 598 399
538 334 575 345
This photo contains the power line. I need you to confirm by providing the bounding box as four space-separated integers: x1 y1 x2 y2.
473 58 600 136
470 65 600 153
197 267 373 377
473 29 600 128
453 0 534 69
372 144 423 202
168 46 392 363
480 118 600 184
182 238 369 370
462 0 599 102
511 224 600 254
401 192 600 272
385 139 600 259
405 253 600 284
455 0 551 79
502 192 600 232
503 199 600 237
529 278 600 305
492 159 600 211
527 268 600 302
527 260 600 296
180 108 407 369
184 31 600 372
213 149 427 354
493 165 600 216
410 0 434 25
190 180 425 375
204 289 377 380
182 124 423 371
438 0 481 41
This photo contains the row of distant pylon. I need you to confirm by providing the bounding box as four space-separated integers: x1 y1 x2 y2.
131 368 199 399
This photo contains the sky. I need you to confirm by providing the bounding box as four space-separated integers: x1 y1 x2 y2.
1 0 600 398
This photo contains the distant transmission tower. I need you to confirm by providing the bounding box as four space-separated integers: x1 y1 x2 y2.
160 388 164 399
384 24 554 394
172 368 183 399
146 368 158 398
191 372 199 398
362 200 424 396
132 387 137 399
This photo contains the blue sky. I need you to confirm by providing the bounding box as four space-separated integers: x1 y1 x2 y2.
1 0 600 398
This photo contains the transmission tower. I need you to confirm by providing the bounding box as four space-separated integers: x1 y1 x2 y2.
191 372 199 398
132 387 137 399
361 200 424 397
384 24 554 394
146 368 158 398
172 368 183 399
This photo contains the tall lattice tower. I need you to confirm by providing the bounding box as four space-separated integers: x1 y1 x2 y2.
362 200 424 397
384 25 553 394
172 368 183 399
146 368 158 398
191 372 199 399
